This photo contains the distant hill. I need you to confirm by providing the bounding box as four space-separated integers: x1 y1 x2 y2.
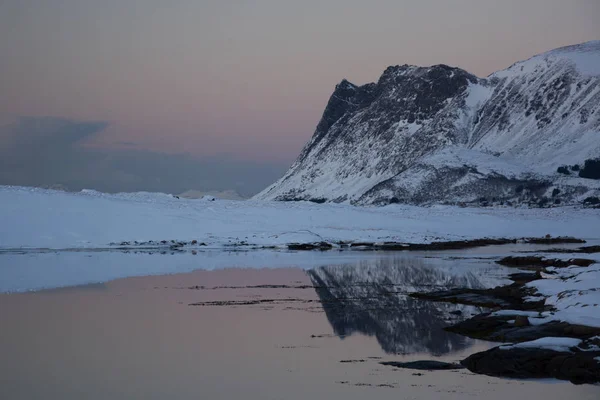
178 189 246 200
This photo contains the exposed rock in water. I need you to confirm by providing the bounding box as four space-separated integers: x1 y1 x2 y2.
287 242 333 251
462 344 600 384
542 245 600 254
380 360 464 371
496 256 595 269
284 237 587 252
523 237 586 245
446 313 600 343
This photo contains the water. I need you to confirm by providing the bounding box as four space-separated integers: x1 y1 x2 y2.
0 252 598 399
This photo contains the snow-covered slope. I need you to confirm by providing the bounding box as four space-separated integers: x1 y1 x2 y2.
2 185 600 250
257 41 600 206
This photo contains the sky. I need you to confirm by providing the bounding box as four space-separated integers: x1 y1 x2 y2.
1 0 599 194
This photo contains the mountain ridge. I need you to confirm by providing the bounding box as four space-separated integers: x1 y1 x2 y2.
256 41 600 206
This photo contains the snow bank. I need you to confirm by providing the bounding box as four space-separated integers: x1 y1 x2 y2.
500 337 582 352
527 264 600 328
1 185 600 250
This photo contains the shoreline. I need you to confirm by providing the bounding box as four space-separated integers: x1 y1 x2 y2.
407 246 600 384
0 235 589 255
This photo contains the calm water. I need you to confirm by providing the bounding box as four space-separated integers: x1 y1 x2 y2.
0 253 598 399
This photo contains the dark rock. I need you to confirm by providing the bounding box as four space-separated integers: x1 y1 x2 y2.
507 271 541 284
514 316 530 327
380 360 464 371
403 238 516 251
496 256 594 269
288 242 333 251
462 345 600 384
542 245 600 254
579 158 600 180
446 314 600 343
523 236 585 245
349 242 375 248
309 198 327 204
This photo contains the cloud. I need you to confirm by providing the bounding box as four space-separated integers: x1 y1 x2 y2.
0 116 286 196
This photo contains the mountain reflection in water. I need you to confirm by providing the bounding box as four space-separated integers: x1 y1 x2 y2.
307 256 491 356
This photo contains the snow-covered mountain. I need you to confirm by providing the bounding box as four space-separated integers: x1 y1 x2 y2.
256 41 600 206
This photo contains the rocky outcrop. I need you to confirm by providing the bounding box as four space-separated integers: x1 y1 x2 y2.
462 343 600 385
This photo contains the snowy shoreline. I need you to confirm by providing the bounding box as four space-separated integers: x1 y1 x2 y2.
1 185 600 250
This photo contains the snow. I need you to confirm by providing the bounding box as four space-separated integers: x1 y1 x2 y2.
527 264 600 328
552 41 600 77
500 337 582 352
491 310 542 318
419 146 535 179
464 82 494 109
493 41 600 79
2 185 600 250
583 337 600 352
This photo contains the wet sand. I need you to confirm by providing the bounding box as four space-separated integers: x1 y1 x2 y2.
1 264 599 399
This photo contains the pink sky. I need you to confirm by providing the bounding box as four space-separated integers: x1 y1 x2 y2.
1 0 599 164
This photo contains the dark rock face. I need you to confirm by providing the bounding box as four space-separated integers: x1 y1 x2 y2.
257 41 600 206
496 256 595 269
462 346 600 384
579 158 600 179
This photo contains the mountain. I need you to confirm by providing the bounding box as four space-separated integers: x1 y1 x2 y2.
256 41 600 206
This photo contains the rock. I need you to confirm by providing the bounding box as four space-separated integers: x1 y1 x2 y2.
462 345 600 384
446 314 600 343
288 242 333 251
380 360 464 371
496 256 595 269
525 235 585 244
544 245 600 254
507 271 541 284
514 316 530 327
